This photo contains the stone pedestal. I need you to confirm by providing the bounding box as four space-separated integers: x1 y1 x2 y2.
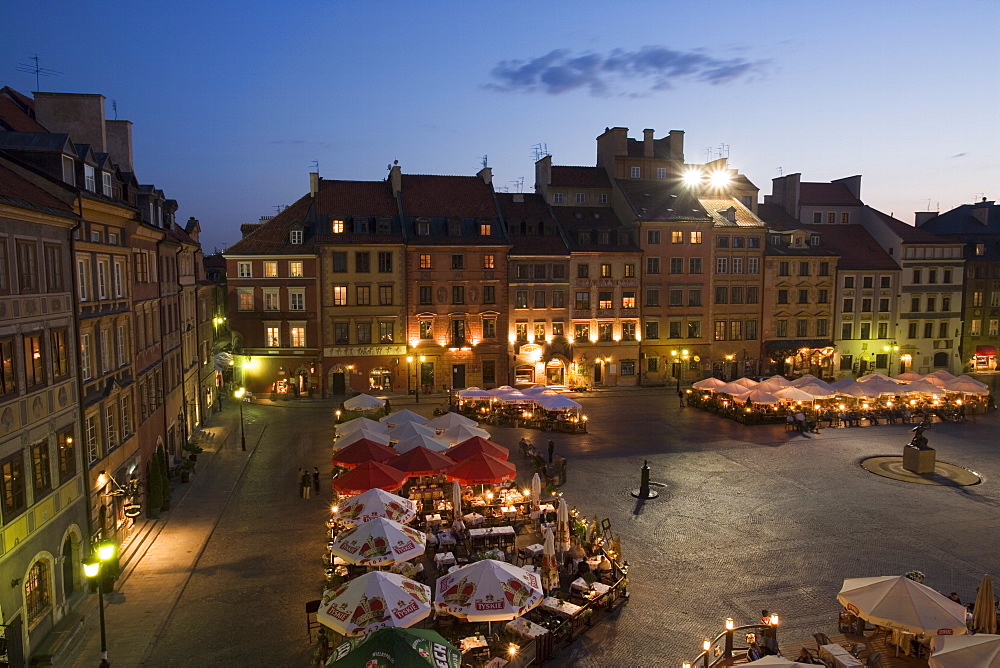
903 445 936 474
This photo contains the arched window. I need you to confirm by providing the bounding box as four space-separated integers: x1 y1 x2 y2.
933 352 949 368
25 559 51 622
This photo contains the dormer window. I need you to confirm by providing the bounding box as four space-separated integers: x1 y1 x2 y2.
84 165 96 191
416 219 430 236
290 229 303 245
598 231 610 245
447 219 461 236
353 215 367 232
102 172 112 197
810 235 820 246
376 217 391 234
769 234 781 245
332 219 344 233
62 156 76 185
480 223 491 236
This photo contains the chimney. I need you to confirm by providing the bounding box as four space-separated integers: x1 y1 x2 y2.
596 127 628 167
105 120 134 172
972 202 992 225
534 154 552 197
513 193 524 203
477 166 492 185
667 130 684 162
643 129 654 157
833 175 862 201
309 172 320 197
389 164 402 197
33 92 108 152
914 211 937 227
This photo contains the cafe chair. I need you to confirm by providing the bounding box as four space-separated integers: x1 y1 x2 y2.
813 632 831 651
848 643 864 657
306 599 322 642
864 652 881 667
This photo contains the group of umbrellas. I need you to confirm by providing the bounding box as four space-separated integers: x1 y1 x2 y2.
693 370 989 405
458 385 583 412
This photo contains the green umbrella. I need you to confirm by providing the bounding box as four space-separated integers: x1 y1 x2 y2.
326 627 462 668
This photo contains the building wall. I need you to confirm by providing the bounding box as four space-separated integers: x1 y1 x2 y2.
897 245 965 374
708 225 766 379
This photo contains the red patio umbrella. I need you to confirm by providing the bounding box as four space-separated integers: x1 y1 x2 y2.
445 452 517 485
331 438 398 469
388 446 455 477
332 460 408 494
447 436 509 462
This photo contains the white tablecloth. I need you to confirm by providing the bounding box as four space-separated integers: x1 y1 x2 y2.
506 616 548 639
434 551 456 567
540 596 583 617
468 526 516 539
819 643 862 668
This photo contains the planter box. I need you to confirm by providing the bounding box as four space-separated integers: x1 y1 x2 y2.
903 445 936 474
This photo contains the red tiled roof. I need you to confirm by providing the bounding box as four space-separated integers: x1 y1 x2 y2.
0 162 74 214
315 179 397 215
497 192 568 255
400 174 497 218
616 179 711 222
798 182 862 206
800 224 897 270
0 95 46 132
868 208 951 244
495 192 552 222
549 166 610 188
225 194 313 254
756 202 803 230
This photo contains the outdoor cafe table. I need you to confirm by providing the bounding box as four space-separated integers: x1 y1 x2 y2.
571 577 612 601
468 525 516 551
434 551 456 568
463 512 485 526
819 643 862 668
507 616 552 662
524 543 545 558
539 596 584 619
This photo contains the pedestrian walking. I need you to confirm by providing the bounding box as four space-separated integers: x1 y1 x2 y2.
678 388 685 407
300 468 311 499
217 393 223 411
312 467 320 494
547 439 555 464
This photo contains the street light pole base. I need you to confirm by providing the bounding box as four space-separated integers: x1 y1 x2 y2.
630 489 659 499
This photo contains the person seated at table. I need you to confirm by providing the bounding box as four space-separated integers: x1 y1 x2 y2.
576 560 597 584
747 642 765 661
883 408 896 424
949 591 962 604
451 517 466 540
795 647 816 664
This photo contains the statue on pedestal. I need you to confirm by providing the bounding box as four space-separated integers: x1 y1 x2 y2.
909 420 932 450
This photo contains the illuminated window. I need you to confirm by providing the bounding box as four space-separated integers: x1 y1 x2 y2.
332 219 344 233
671 231 683 244
379 322 394 343
690 231 702 244
622 292 636 309
289 261 303 277
534 323 546 341
238 289 253 311
574 323 590 340
25 559 50 623
598 292 612 309
621 322 636 340
715 320 727 341
238 262 251 278
516 323 528 341
333 286 348 306
419 254 432 269
973 291 984 306
290 326 305 347
1 452 26 519
598 322 613 341
600 264 612 277
480 223 492 235
483 254 494 269
264 261 277 277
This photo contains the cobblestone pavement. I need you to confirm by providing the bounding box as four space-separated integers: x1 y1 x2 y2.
66 391 1000 667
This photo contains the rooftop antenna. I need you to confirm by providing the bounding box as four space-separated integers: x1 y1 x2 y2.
273 206 282 214
776 166 783 176
512 177 524 193
479 155 488 169
973 192 985 203
530 143 550 162
15 54 61 92
310 159 319 172
111 100 118 120
705 147 713 162
923 198 933 211
717 143 730 159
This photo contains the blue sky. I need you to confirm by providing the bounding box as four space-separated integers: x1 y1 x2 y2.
4 1 998 252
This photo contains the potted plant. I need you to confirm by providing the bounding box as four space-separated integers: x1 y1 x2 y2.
183 441 203 462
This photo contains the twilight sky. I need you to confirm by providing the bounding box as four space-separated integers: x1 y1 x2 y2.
4 1 998 253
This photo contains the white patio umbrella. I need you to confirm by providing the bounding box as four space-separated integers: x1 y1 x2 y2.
342 393 386 411
530 472 541 512
830 376 861 391
902 379 947 396
336 417 388 437
796 383 837 398
439 424 491 445
730 376 759 388
534 394 582 410
498 390 531 403
955 374 989 388
837 384 882 399
540 528 560 593
714 381 752 395
836 576 968 637
334 487 417 525
926 370 958 382
758 375 793 389
773 386 818 402
318 571 432 636
337 429 392 448
487 386 515 397
732 388 780 404
394 433 450 454
930 635 1000 668
894 372 925 382
974 575 997 635
452 481 463 522
434 559 543 622
458 388 493 400
921 375 950 388
330 517 426 566
790 373 821 387
380 409 429 427
692 377 728 390
426 412 478 431
556 499 571 552
388 421 436 443
520 384 550 394
945 378 990 394
859 375 902 394
857 371 891 383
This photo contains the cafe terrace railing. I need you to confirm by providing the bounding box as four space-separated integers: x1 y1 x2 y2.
682 615 780 668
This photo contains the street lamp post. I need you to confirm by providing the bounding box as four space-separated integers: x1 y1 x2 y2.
83 540 117 667
233 387 247 451
407 355 426 402
884 344 900 376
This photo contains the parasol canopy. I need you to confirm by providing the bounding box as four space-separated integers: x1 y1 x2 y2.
380 409 429 427
926 369 957 382
447 436 509 461
333 461 409 495
829 376 861 391
692 377 728 390
394 433 450 454
837 576 968 637
457 387 493 400
893 372 925 382
556 499 571 552
796 383 837 398
497 390 531 403
901 379 947 395
439 424 492 445
434 559 543 622
389 446 455 477
330 517 426 566
540 527 559 592
332 438 399 469
318 571 431 636
520 384 551 394
790 373 821 387
325 626 461 668
838 383 882 399
714 381 753 395
445 452 516 485
732 388 780 405
388 421 436 442
341 394 386 411
426 412 478 431
730 376 759 388
334 488 417 525
929 634 1000 668
859 375 902 394
336 417 388 437
530 472 541 511
337 429 391 448
534 394 582 410
944 378 990 394
857 371 891 383
758 375 793 389
772 386 817 402
974 575 998 635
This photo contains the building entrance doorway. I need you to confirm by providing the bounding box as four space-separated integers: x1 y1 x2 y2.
545 360 565 386
451 364 466 389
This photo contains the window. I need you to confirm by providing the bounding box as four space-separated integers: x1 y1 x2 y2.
715 257 728 274
573 193 585 204
289 289 305 310
924 322 933 338
23 333 44 388
682 289 699 307
515 290 528 309
647 230 660 244
374 285 391 306
746 286 759 304
483 285 495 304
993 292 1000 308
841 212 850 224
990 319 999 336
378 252 392 273
25 559 51 623
418 254 431 270
42 244 63 292
795 319 808 337
265 326 280 347
533 323 546 341
622 291 636 309
910 297 920 312
619 359 635 376
57 430 75 483
238 262 252 278
671 231 684 244
818 289 829 304
778 262 789 276
775 320 788 337
516 323 528 341
238 289 254 311
600 263 612 278
816 319 828 337
332 219 345 233
796 289 808 304
877 322 888 339
552 193 564 204
973 291 984 307
1 453 26 519
483 318 496 339
51 329 68 377
647 357 659 373
685 320 700 338
445 254 463 271
656 167 666 179
290 229 303 244
729 257 742 274
690 231 702 244
860 276 873 289
645 321 659 340
378 321 394 343
729 320 742 340
452 286 464 304
878 298 889 312
743 257 758 274
938 321 948 338
575 292 590 310
30 441 51 498
598 322 613 341
290 261 304 277
668 289 683 307
715 287 729 304
668 321 682 338
843 298 854 312
264 261 278 277
976 243 985 255
717 236 729 249
534 291 546 309
577 263 589 278
645 289 659 307
799 262 810 276
84 164 96 191
842 276 854 289
85 414 99 464
16 241 38 292
80 334 92 380
574 323 590 341
331 286 347 306
670 258 684 274
112 262 124 298
332 322 349 345
597 193 608 204
714 321 727 341
551 322 564 337
943 269 952 283
630 166 640 178
941 296 950 311
908 322 917 338
96 261 108 300
777 290 788 304
841 323 853 339
104 403 118 451
290 326 306 347
263 290 279 311
483 254 494 269
480 223 492 235
827 212 836 224
356 285 371 306
329 252 347 273
742 319 756 340
598 292 612 309
646 258 660 274
416 285 432 306
912 269 921 284
862 298 872 312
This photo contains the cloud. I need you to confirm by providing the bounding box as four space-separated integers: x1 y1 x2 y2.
486 46 769 96
950 152 967 158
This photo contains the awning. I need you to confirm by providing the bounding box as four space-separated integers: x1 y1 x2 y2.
975 345 997 356
764 339 834 352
